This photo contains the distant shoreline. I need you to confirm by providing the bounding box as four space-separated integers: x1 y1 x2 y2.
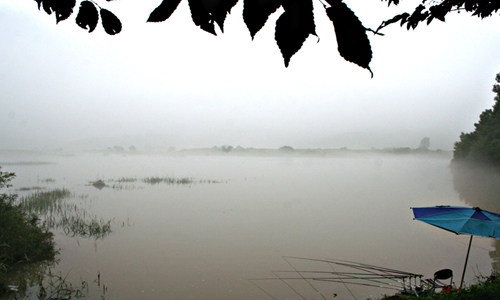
0 147 453 159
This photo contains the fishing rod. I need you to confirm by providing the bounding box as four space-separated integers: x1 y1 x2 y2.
282 256 328 300
284 256 418 276
250 256 422 299
283 256 421 287
254 276 404 290
273 270 415 279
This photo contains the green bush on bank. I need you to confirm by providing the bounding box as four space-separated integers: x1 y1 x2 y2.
0 167 56 295
381 273 500 300
454 72 500 166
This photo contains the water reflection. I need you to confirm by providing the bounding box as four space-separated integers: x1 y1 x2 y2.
4 260 57 299
450 161 500 273
5 153 497 299
5 259 106 300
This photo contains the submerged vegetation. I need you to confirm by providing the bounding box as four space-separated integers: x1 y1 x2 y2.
17 188 112 240
1 167 114 297
92 176 225 190
142 176 194 185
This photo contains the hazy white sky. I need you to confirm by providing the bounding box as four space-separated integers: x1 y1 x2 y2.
1 0 500 150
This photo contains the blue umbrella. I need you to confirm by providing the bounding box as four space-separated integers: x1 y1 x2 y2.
412 206 500 288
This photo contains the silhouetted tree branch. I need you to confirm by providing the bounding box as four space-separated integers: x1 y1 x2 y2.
33 0 499 75
377 0 499 32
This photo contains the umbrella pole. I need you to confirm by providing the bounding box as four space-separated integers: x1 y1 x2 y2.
460 235 473 289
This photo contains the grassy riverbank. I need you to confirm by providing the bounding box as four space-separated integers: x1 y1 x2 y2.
381 272 500 300
0 167 113 298
0 168 56 296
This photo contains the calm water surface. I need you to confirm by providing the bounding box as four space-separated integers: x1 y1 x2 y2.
2 152 499 299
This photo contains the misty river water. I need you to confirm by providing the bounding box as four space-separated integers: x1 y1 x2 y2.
2 151 500 300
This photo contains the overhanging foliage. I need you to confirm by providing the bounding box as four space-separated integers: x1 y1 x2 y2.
33 0 499 75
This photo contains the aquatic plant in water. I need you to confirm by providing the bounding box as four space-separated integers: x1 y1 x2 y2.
38 178 55 184
17 187 45 191
6 263 107 300
92 176 225 190
17 189 112 240
141 176 223 185
115 177 137 183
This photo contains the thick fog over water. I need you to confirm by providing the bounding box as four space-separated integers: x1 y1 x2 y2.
3 152 499 300
1 2 500 298
1 1 500 150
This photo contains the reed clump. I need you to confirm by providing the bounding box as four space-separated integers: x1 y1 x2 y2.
116 177 137 183
17 186 45 191
18 189 112 240
141 176 223 185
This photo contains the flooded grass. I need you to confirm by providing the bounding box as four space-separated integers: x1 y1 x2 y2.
0 162 55 166
115 177 137 183
17 187 45 191
17 189 112 240
141 176 225 185
92 176 226 190
142 176 195 185
38 178 55 184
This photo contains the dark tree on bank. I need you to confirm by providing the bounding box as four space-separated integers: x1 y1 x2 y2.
279 145 294 152
418 137 430 150
453 72 500 166
33 0 499 76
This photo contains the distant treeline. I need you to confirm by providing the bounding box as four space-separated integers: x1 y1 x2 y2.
174 145 450 157
453 72 500 166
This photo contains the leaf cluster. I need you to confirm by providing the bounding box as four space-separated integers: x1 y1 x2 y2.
378 0 500 32
35 0 122 35
34 0 374 75
453 72 500 166
150 0 374 73
33 0 499 74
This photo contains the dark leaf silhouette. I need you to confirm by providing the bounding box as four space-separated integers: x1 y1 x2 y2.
376 12 409 32
188 0 216 35
76 1 99 32
275 0 316 67
42 0 53 15
210 0 239 33
147 0 182 23
325 0 372 76
386 0 399 6
35 0 76 23
54 0 76 23
406 4 428 29
187 0 239 34
35 0 43 10
429 3 451 22
379 0 499 32
100 8 122 35
243 0 281 39
32 0 498 73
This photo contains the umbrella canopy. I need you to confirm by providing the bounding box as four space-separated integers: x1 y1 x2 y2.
412 206 500 238
411 206 500 288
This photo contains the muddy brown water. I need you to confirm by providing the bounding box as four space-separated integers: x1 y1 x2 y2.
3 152 499 299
